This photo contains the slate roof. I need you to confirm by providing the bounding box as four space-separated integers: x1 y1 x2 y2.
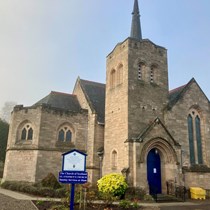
34 91 81 112
168 84 187 109
79 79 105 124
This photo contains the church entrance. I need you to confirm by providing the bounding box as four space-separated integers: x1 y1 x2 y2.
147 148 162 194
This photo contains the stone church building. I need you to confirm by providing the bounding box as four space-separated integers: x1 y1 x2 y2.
3 0 210 194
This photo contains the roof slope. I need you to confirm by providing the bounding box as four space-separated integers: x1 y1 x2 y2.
34 91 81 112
168 84 187 109
80 79 105 124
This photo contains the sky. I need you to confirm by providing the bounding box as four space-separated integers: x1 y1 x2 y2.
0 0 210 111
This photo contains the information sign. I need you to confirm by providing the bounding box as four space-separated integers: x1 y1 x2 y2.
59 149 88 210
59 171 88 184
62 150 86 171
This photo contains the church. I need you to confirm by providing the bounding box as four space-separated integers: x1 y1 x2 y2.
3 0 210 194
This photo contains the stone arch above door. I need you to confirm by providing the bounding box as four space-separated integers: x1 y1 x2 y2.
140 137 179 164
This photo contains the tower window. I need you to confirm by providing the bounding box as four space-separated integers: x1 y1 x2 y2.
150 67 154 83
110 69 116 88
187 109 203 165
138 64 142 80
138 62 145 81
117 64 123 85
149 64 157 83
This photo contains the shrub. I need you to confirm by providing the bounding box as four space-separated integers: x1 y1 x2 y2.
1 181 32 191
125 187 146 201
132 201 140 208
38 187 55 197
143 194 154 201
119 200 132 209
97 173 128 198
41 173 61 189
1 180 66 198
55 188 67 198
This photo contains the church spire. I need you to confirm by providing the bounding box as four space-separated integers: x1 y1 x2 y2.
130 0 142 40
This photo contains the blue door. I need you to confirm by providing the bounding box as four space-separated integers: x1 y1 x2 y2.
147 148 162 194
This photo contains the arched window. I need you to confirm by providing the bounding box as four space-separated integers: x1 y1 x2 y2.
58 125 72 142
28 128 33 140
21 128 27 140
110 69 116 88
20 124 33 141
187 109 203 165
66 130 72 141
111 150 118 169
58 129 65 141
188 115 195 164
195 116 203 164
117 64 123 85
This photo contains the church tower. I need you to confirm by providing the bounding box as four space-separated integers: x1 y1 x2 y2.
103 0 169 187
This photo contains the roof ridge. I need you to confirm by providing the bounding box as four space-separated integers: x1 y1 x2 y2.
80 78 105 86
169 84 186 94
51 91 76 96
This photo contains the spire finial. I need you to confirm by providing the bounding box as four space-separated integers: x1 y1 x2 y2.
130 0 142 40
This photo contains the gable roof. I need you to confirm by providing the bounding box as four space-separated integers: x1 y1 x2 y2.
34 91 81 112
79 79 105 124
126 117 180 146
167 78 209 110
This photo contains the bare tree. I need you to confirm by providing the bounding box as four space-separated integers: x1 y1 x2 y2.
0 101 17 123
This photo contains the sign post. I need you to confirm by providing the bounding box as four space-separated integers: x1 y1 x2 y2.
59 149 88 210
70 183 75 210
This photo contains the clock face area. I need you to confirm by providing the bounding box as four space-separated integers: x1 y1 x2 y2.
63 151 86 171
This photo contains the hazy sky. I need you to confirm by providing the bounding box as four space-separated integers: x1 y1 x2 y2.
0 0 210 110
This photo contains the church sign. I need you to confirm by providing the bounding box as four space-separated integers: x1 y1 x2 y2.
59 149 88 210
59 171 88 184
62 149 87 172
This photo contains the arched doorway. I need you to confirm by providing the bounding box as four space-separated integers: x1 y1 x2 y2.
147 148 162 194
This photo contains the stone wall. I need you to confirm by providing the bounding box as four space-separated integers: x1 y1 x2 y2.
103 39 129 175
35 150 62 182
38 105 88 152
164 81 210 189
127 39 168 138
3 150 38 182
73 79 104 183
165 81 210 167
3 104 88 183
185 172 210 189
3 106 41 182
104 38 170 187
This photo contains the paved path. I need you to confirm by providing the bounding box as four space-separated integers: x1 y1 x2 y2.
0 187 61 201
0 193 37 210
0 187 210 210
0 188 61 210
